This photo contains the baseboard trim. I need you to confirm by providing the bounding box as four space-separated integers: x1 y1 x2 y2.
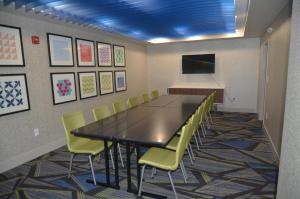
0 138 66 173
263 124 280 163
217 106 256 113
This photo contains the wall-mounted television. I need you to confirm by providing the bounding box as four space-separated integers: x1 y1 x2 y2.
182 54 215 74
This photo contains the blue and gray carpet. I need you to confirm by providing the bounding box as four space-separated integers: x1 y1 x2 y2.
0 112 278 198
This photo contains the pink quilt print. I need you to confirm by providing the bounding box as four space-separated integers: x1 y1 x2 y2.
56 80 72 97
80 44 92 62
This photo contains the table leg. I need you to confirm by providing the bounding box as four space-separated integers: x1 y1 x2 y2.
113 140 120 188
126 142 132 192
86 140 119 189
136 143 141 189
104 140 110 185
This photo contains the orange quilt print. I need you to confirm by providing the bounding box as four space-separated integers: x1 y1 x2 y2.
80 44 92 62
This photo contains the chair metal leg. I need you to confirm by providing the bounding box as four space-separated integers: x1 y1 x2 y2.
180 160 188 180
98 153 101 162
189 144 196 161
201 124 206 137
197 129 203 145
68 154 75 178
109 149 115 170
186 147 194 165
193 134 200 150
208 111 213 124
168 171 178 199
88 155 96 185
205 115 211 129
151 167 157 178
180 161 187 183
117 143 124 168
138 165 146 197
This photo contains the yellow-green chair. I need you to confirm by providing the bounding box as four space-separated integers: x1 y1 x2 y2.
151 90 159 99
92 105 124 167
138 120 192 199
207 91 216 124
166 115 199 165
112 101 127 114
203 98 211 129
127 96 139 108
62 111 114 185
197 103 208 138
142 93 149 103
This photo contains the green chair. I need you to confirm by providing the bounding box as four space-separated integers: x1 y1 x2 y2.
127 96 139 108
142 93 149 103
92 105 124 167
151 90 159 99
138 121 192 199
112 101 127 114
62 111 114 185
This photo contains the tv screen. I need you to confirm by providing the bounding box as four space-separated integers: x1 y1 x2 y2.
182 54 215 74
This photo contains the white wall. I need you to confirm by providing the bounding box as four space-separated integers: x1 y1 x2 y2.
277 0 300 198
147 38 260 112
0 11 147 173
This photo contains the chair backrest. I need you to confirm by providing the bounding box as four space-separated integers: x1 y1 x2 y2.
210 91 216 110
113 101 126 114
187 115 197 143
127 96 139 108
203 98 209 115
151 90 159 99
175 119 192 166
207 94 213 111
197 104 205 125
142 93 149 103
93 105 111 121
62 111 86 152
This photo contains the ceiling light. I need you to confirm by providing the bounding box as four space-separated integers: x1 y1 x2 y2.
186 35 205 41
148 38 172 44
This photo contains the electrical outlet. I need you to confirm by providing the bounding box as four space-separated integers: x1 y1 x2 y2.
232 97 236 101
34 128 39 137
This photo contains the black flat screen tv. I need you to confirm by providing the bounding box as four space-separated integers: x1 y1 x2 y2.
182 54 215 74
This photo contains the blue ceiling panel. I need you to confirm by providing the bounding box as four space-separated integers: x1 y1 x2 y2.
7 0 236 42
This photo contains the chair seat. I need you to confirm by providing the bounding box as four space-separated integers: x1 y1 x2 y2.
138 147 177 171
166 136 179 151
70 139 112 155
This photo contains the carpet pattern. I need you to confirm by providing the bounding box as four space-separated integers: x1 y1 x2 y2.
0 112 278 199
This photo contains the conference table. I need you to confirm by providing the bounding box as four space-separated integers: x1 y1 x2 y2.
72 95 206 198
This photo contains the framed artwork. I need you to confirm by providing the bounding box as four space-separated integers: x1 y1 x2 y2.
99 71 114 95
50 72 77 105
78 72 98 99
113 45 126 67
0 24 25 66
97 42 112 67
75 38 96 67
47 33 74 67
114 70 127 92
0 74 30 116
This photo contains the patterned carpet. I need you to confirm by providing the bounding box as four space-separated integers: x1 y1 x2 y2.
0 112 278 199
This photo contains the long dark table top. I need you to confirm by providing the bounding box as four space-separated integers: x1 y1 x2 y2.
72 95 206 147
